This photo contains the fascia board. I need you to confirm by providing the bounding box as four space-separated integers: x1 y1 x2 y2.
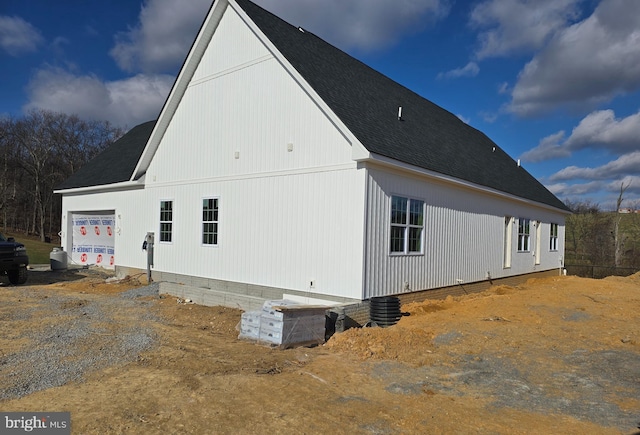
130 0 229 181
363 153 571 216
54 179 145 196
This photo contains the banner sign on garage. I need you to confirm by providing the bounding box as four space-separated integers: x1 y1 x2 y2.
71 213 115 268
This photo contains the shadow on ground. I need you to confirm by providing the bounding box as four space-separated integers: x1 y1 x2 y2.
0 265 112 287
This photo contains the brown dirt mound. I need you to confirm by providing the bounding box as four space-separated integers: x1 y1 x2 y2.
1 270 639 433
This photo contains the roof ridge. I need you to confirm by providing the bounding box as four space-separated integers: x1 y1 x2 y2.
235 0 568 211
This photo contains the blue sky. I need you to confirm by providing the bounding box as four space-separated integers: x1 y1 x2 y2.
1 0 639 210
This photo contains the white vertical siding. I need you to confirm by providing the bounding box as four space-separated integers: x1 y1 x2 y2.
61 166 367 300
191 6 269 83
146 6 352 184
61 4 368 300
145 167 365 299
118 4 365 299
363 166 566 298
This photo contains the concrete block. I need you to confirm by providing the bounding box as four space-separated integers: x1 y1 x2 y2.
224 281 250 295
190 276 209 289
160 272 180 284
159 282 183 295
201 292 226 307
251 285 282 299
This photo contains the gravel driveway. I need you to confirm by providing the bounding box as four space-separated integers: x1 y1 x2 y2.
0 278 161 401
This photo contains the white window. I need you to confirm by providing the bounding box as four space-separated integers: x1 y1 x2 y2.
159 200 173 242
517 218 530 252
549 223 558 251
202 198 219 245
390 196 424 254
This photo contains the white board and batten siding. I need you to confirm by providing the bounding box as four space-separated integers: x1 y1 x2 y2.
147 5 353 184
146 169 365 300
140 4 367 301
61 189 151 271
363 166 565 299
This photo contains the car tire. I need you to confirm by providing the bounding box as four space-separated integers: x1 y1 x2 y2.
8 266 27 285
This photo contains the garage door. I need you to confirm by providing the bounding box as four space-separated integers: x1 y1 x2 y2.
71 212 115 269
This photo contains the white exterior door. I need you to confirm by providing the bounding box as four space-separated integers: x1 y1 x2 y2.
534 220 541 265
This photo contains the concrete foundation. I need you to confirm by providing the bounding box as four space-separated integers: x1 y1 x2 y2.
116 266 561 331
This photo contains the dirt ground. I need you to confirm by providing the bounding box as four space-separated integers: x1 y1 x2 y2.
1 267 639 434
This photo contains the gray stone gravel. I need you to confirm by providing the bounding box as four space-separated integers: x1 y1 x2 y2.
370 347 640 432
0 283 163 401
119 282 160 299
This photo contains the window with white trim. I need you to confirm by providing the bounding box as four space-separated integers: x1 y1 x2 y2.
390 196 424 254
159 200 173 242
517 218 530 252
549 223 558 251
202 198 219 245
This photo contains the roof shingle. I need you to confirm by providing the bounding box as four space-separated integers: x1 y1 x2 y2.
56 120 155 190
235 0 568 211
58 0 568 213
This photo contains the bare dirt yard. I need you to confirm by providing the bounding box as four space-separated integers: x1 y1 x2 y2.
1 267 639 434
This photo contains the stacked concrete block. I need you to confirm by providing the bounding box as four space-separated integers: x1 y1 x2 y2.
238 299 326 348
238 310 262 340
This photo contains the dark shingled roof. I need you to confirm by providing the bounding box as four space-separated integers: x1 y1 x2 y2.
236 0 568 211
58 0 567 212
56 120 156 190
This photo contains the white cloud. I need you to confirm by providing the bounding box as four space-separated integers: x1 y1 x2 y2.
21 0 450 129
522 109 640 162
109 0 450 74
109 0 450 72
546 180 604 197
470 0 581 59
521 130 570 162
549 151 640 181
497 82 510 94
256 0 450 52
510 0 640 116
457 114 470 124
564 109 640 152
23 67 173 127
110 0 212 73
437 62 479 79
604 176 640 194
546 178 640 209
0 15 43 56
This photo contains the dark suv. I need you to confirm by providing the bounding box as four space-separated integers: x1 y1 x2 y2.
0 233 28 284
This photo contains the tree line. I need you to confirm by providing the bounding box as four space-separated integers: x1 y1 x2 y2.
564 193 640 277
0 109 123 241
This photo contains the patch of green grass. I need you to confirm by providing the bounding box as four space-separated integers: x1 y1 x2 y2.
4 232 60 265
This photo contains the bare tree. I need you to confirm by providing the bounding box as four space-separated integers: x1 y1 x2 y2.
0 118 14 229
12 110 60 239
7 110 122 240
52 115 123 174
614 182 630 267
564 200 604 263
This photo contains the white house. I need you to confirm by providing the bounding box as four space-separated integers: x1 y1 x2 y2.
56 0 569 314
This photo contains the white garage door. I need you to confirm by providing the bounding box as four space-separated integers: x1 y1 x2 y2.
71 212 116 269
